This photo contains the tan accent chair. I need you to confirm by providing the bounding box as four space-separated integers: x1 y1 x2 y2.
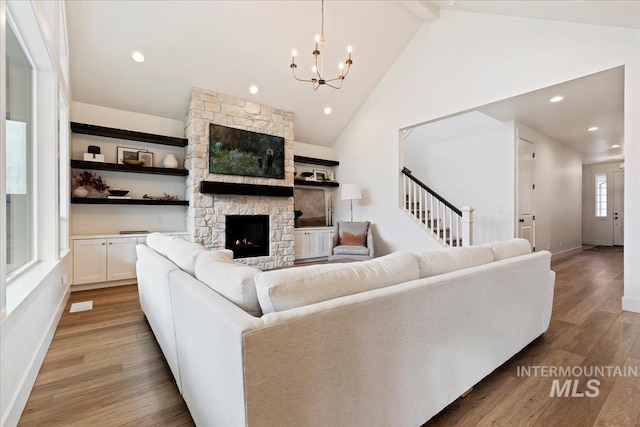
329 221 375 261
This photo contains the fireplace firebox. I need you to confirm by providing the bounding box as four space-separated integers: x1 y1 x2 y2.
225 215 269 258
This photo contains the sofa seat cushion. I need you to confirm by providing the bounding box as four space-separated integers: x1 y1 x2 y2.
195 251 262 316
255 252 419 314
484 238 532 261
333 245 370 256
415 246 494 279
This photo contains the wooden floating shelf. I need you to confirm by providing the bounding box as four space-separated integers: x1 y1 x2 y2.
293 155 339 167
71 198 188 206
294 179 339 188
200 181 294 197
71 122 188 147
71 160 188 176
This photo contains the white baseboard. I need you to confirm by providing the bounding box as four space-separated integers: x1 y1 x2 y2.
622 296 640 314
2 284 70 427
71 278 137 292
551 246 584 261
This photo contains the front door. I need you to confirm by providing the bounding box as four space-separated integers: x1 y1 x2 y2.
613 171 624 246
517 137 535 249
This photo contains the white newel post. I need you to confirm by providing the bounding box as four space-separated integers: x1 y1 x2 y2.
461 206 474 247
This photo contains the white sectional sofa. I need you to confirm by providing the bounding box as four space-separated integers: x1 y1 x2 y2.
136 234 555 426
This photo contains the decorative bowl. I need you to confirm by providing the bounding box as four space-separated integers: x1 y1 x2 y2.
108 189 129 196
123 159 144 166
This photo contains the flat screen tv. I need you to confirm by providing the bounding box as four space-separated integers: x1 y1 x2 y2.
208 124 285 179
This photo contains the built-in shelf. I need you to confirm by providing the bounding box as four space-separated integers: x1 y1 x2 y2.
71 198 189 206
71 122 188 147
71 160 188 176
200 181 294 197
294 179 339 188
293 155 339 167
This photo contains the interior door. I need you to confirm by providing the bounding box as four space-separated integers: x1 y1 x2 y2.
517 138 535 249
613 171 624 246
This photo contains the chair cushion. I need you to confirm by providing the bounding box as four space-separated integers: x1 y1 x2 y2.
483 238 532 261
194 251 262 316
338 221 370 244
255 252 419 314
340 232 366 246
414 246 494 279
333 245 371 256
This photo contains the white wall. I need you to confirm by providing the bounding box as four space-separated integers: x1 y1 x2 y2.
583 161 624 245
516 122 583 255
70 102 187 235
404 120 515 244
332 10 640 312
1 1 72 425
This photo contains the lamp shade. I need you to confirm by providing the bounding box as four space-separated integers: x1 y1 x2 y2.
341 184 361 200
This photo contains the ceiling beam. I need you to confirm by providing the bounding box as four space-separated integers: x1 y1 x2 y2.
399 0 440 24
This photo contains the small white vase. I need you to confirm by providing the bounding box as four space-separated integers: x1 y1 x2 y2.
73 187 89 198
163 154 179 169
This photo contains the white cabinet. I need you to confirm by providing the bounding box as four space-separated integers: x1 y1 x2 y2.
72 237 137 285
294 227 336 260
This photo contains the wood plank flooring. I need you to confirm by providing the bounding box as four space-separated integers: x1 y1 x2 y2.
19 246 639 426
18 285 194 426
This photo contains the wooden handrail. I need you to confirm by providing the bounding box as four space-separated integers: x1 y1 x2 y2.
401 167 462 216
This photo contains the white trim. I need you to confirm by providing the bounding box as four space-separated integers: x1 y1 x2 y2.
550 245 584 261
0 283 69 427
71 279 137 292
622 296 640 314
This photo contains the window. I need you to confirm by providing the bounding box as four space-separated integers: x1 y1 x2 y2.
5 24 34 276
595 172 607 218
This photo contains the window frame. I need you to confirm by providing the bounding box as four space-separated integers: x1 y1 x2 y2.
595 172 608 219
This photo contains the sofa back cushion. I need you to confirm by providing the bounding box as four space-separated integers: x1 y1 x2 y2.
483 238 532 261
415 246 494 279
194 251 262 316
255 252 419 314
146 232 176 257
166 238 207 276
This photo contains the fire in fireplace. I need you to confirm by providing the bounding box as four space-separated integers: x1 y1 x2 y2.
225 215 269 258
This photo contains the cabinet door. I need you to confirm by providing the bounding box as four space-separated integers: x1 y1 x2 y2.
107 237 138 281
307 231 322 258
294 231 307 259
73 239 107 284
137 236 147 245
320 230 336 256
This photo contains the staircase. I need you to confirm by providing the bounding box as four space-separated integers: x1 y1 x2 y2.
401 167 474 247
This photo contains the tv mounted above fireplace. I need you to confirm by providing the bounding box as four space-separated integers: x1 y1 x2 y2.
208 124 285 179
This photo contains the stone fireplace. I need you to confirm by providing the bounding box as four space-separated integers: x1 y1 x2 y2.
184 88 295 269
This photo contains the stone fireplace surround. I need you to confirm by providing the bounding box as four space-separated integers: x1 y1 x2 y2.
184 88 295 270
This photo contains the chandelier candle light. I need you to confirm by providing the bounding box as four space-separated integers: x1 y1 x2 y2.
290 0 353 90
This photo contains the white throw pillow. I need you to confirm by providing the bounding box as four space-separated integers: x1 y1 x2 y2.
194 251 262 316
146 232 176 257
414 246 494 279
483 238 532 261
255 252 419 314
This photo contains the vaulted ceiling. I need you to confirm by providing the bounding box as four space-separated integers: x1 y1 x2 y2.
67 1 640 147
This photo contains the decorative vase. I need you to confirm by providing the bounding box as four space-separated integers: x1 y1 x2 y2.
73 187 89 198
88 188 107 198
163 154 179 169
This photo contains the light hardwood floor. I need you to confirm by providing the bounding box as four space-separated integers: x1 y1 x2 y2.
19 247 639 426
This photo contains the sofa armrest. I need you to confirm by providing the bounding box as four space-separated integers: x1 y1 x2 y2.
367 225 375 258
169 270 264 427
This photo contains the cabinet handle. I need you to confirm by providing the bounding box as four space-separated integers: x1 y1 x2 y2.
102 243 106 245
109 242 113 245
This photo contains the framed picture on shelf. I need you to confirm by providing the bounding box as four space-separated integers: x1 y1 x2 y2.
117 146 147 165
138 151 154 167
313 169 328 181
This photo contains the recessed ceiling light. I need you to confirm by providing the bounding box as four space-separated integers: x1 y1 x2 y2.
324 107 332 115
611 144 621 148
131 51 145 63
588 126 599 132
549 96 564 103
249 85 258 94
